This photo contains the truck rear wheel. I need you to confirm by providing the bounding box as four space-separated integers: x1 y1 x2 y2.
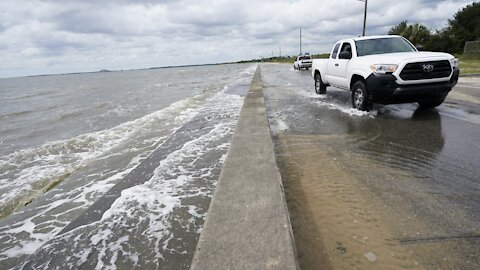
314 73 326 95
351 81 373 111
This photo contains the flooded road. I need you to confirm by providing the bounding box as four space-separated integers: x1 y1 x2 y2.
261 64 480 269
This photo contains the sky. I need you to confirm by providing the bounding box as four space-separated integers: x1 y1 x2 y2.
0 0 475 78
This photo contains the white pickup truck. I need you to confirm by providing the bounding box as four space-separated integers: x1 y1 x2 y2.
294 54 312 70
311 35 460 111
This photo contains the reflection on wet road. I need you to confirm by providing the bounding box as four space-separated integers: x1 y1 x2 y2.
261 64 480 270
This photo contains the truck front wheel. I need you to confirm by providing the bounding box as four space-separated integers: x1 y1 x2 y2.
351 81 373 111
314 73 326 95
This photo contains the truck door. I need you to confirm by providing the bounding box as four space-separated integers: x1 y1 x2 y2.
326 43 341 86
328 42 352 89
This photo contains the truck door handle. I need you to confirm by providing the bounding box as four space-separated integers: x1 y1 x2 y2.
335 63 339 66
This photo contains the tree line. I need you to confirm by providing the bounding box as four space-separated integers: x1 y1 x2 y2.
388 2 479 54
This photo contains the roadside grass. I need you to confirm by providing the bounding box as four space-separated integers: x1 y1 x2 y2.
458 55 480 75
265 56 296 64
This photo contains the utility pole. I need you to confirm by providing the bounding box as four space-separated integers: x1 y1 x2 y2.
300 28 303 55
358 0 368 36
279 45 282 57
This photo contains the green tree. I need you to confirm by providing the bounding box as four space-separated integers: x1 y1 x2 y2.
446 2 480 53
388 21 431 45
388 20 408 35
388 3 480 54
424 30 456 53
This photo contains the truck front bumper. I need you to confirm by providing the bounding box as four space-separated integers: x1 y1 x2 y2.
366 69 460 104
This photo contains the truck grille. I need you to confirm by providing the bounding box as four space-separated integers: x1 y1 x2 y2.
399 60 452 81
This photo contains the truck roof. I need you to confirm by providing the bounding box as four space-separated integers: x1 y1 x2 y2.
336 35 403 43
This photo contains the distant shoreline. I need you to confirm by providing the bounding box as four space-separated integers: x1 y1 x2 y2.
1 55 332 80
1 61 261 80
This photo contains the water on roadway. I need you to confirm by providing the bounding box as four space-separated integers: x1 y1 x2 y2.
261 63 480 270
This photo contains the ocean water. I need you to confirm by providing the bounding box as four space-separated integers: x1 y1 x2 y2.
0 64 257 269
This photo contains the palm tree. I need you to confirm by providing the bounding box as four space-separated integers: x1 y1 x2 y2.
404 24 431 45
389 21 431 45
389 20 408 35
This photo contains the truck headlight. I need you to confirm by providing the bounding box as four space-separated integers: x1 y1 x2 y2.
370 64 397 74
449 58 459 70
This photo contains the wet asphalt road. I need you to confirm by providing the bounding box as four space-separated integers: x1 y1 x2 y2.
261 63 480 270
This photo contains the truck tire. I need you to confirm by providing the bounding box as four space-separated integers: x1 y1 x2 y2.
418 97 445 109
351 81 373 111
314 73 326 94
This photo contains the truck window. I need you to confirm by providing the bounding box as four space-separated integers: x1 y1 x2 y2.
355 37 416 56
340 43 352 54
331 43 340 59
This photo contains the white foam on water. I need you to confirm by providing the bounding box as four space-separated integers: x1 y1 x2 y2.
32 89 246 269
294 87 328 100
364 252 378 262
0 93 204 218
0 84 218 262
376 104 414 119
290 84 377 118
95 119 238 265
313 99 376 117
0 161 139 258
273 118 289 133
268 111 290 134
240 65 257 75
1 64 257 268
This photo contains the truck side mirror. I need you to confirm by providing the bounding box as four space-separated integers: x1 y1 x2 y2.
339 51 352 59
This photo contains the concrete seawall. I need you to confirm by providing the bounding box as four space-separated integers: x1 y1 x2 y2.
190 66 298 270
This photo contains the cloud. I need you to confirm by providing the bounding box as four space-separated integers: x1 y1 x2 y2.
167 1 248 27
52 3 169 36
0 0 475 78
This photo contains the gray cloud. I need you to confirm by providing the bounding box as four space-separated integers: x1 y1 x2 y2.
167 1 248 27
54 9 117 35
0 0 475 78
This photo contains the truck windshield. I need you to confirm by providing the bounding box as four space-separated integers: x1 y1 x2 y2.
355 37 416 56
